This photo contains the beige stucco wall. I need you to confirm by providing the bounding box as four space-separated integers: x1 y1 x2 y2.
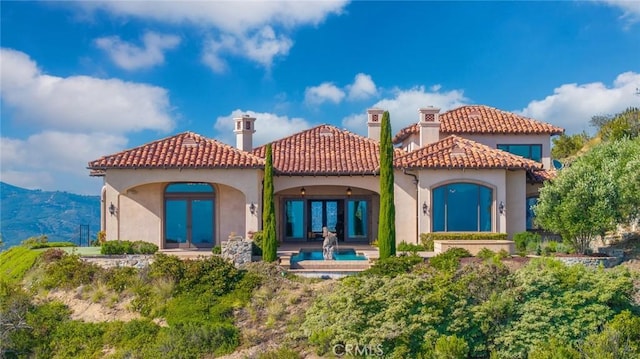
416 168 531 238
506 170 526 236
103 168 262 247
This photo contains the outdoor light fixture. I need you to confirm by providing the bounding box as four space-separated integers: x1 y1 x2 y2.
300 187 306 197
346 187 352 197
249 202 256 215
108 202 117 216
422 202 429 215
499 201 505 215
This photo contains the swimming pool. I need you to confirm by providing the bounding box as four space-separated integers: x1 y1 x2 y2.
290 248 367 263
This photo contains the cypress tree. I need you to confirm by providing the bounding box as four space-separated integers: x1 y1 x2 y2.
378 111 396 258
262 143 278 262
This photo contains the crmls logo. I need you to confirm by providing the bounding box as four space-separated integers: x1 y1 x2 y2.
333 343 384 357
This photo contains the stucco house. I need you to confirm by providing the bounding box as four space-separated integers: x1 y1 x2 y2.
88 105 563 249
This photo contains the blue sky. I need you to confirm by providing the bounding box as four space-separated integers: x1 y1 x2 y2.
1 1 639 195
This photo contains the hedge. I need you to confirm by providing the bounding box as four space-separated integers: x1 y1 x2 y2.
101 240 158 255
421 232 508 244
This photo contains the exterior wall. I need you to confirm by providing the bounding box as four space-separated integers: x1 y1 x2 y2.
417 169 508 236
394 170 419 245
103 168 262 247
434 240 515 255
506 170 526 236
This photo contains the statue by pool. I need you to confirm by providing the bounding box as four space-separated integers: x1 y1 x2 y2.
322 227 338 260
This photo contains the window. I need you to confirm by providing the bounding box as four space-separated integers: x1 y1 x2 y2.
165 183 215 248
526 196 538 230
432 183 493 232
497 144 542 162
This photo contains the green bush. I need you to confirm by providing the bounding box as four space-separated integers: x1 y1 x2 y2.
397 241 427 252
429 248 472 272
131 241 158 254
155 322 239 358
212 245 222 254
434 335 469 359
149 253 185 283
40 252 100 289
419 233 435 251
21 235 48 248
179 256 241 296
250 230 264 256
476 248 496 260
101 240 157 255
422 232 508 242
513 231 541 254
363 254 423 277
103 266 139 293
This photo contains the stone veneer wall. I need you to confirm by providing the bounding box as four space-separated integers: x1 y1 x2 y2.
221 234 253 267
82 255 154 269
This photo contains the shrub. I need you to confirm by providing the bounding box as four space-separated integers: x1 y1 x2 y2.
397 241 427 253
131 241 158 254
21 235 48 248
513 231 541 254
476 248 496 260
212 245 222 254
0 246 42 284
40 253 100 289
154 322 239 357
250 231 264 256
363 254 423 277
434 335 469 359
179 256 241 296
419 233 435 251
429 248 472 272
423 232 509 242
149 253 185 283
40 248 67 263
103 266 139 292
101 240 157 255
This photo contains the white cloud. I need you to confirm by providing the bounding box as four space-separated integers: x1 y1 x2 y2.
598 1 640 24
518 71 640 134
304 82 346 105
0 48 174 133
0 48 177 194
341 85 469 135
0 131 127 194
214 109 312 147
77 1 347 72
347 73 378 100
202 27 293 73
95 31 181 70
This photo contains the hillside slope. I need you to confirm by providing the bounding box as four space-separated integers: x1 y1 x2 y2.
0 182 100 248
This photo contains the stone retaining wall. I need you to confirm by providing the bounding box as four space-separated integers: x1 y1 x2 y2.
221 235 252 267
553 256 622 268
82 255 154 269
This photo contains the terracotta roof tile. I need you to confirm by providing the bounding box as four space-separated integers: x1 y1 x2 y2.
252 125 406 175
87 132 265 171
396 135 543 170
393 105 564 143
527 169 557 183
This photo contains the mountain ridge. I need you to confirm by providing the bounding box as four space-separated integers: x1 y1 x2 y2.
0 182 100 249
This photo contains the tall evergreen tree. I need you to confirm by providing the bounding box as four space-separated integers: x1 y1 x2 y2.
378 111 396 258
262 144 278 262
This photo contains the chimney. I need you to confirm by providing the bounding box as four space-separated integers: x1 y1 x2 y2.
367 108 384 141
418 107 440 147
234 115 256 151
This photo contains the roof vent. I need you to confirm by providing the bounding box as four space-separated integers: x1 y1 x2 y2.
468 110 482 120
182 137 198 148
319 128 333 137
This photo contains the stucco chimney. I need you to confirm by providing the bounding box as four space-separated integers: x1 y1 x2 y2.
234 115 256 152
367 108 384 141
418 107 440 147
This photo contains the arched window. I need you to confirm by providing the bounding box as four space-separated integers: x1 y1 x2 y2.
164 183 215 248
432 183 493 232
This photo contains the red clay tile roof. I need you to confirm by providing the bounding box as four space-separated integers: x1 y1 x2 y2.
396 135 543 170
87 132 264 172
393 105 564 143
527 169 557 183
252 125 406 175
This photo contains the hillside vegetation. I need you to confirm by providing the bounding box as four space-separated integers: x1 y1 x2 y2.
0 182 100 249
1 247 639 358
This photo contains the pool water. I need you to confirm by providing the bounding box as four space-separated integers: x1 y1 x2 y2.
291 248 367 262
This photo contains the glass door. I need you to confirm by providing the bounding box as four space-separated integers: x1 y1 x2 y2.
191 199 214 247
308 200 342 241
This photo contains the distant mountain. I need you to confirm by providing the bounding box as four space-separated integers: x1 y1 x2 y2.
0 182 100 249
